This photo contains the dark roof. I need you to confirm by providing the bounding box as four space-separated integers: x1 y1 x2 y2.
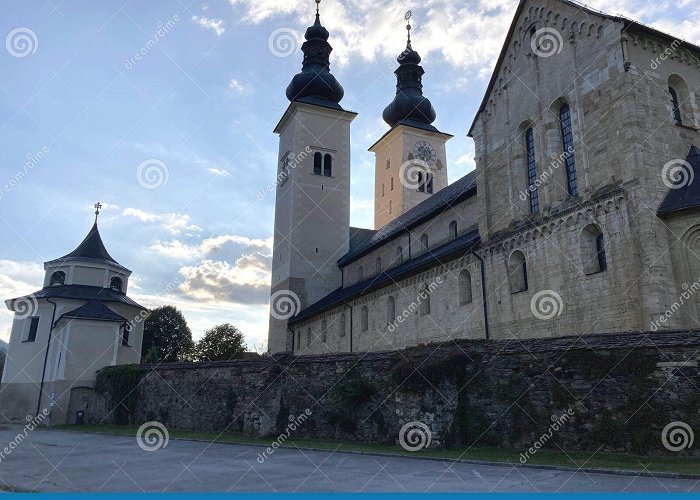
658 146 700 215
467 0 700 137
46 222 128 271
338 170 478 266
6 284 145 311
292 228 480 323
349 227 378 253
59 300 126 323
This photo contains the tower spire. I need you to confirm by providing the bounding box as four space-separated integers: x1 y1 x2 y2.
94 202 102 223
405 10 412 49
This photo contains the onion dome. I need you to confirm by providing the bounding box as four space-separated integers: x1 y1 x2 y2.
382 13 437 128
285 0 344 105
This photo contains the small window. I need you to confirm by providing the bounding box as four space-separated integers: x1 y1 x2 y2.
390 177 394 191
361 306 369 332
389 200 392 214
49 271 65 286
417 171 425 192
323 154 332 177
581 224 608 274
419 283 431 315
306 328 312 347
669 86 682 125
382 183 385 196
420 234 429 252
25 317 39 342
449 221 458 240
296 331 301 350
386 159 391 170
321 319 327 343
508 250 528 293
358 266 364 281
121 324 131 346
559 104 578 197
339 313 346 338
387 295 396 327
459 270 473 304
313 152 322 175
376 257 382 274
110 276 123 292
396 246 403 265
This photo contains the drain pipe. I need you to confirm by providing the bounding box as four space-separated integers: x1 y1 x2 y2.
471 249 490 340
37 298 58 417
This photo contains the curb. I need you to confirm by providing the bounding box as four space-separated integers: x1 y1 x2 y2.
43 428 700 481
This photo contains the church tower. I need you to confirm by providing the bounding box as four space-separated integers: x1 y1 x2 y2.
370 13 452 229
268 1 356 353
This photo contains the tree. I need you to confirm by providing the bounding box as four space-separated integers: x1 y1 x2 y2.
142 306 194 362
194 323 247 362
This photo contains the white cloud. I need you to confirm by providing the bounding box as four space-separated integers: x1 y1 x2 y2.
150 234 273 260
208 168 231 177
122 208 202 235
0 260 44 343
228 78 248 93
192 15 226 36
456 154 475 168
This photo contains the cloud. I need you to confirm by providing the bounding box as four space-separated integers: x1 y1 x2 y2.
208 168 231 177
0 260 44 342
150 234 273 260
122 208 202 235
456 154 475 168
228 78 248 93
130 142 230 176
192 16 226 36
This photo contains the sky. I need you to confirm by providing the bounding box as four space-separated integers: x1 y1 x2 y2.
1 0 699 350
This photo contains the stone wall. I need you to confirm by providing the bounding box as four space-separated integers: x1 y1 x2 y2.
88 331 700 456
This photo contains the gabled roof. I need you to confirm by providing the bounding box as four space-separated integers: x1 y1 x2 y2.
59 300 126 323
467 0 700 137
658 146 700 216
45 222 128 271
6 284 146 311
338 170 478 266
292 228 480 324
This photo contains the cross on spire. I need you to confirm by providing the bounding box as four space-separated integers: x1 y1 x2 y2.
316 0 321 15
94 202 102 222
405 10 412 48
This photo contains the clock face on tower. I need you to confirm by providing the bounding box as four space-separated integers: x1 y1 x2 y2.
413 141 437 166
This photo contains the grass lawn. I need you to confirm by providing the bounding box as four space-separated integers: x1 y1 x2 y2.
51 424 699 476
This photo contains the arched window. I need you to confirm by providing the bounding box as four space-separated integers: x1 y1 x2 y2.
420 234 429 252
306 328 312 346
358 266 364 281
321 319 327 343
508 250 528 293
670 86 682 124
110 276 123 292
581 224 608 274
559 104 578 197
449 221 458 240
49 271 65 286
396 246 403 265
376 257 382 274
387 295 396 327
323 154 332 177
417 171 425 192
419 283 431 315
339 313 346 338
459 270 473 305
313 152 322 175
361 306 369 331
525 127 540 213
121 324 131 347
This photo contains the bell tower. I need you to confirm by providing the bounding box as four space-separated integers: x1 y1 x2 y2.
267 0 357 353
369 12 452 229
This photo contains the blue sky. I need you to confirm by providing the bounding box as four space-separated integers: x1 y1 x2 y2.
1 0 698 349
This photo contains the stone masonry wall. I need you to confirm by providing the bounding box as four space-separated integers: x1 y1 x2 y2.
89 331 700 456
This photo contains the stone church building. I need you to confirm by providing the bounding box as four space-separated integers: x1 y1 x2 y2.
268 0 700 354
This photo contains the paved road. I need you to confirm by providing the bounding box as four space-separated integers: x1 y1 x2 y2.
0 427 697 492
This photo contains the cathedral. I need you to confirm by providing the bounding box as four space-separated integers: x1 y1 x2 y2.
268 0 700 354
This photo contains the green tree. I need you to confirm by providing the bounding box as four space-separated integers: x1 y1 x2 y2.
142 305 194 362
194 323 247 362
